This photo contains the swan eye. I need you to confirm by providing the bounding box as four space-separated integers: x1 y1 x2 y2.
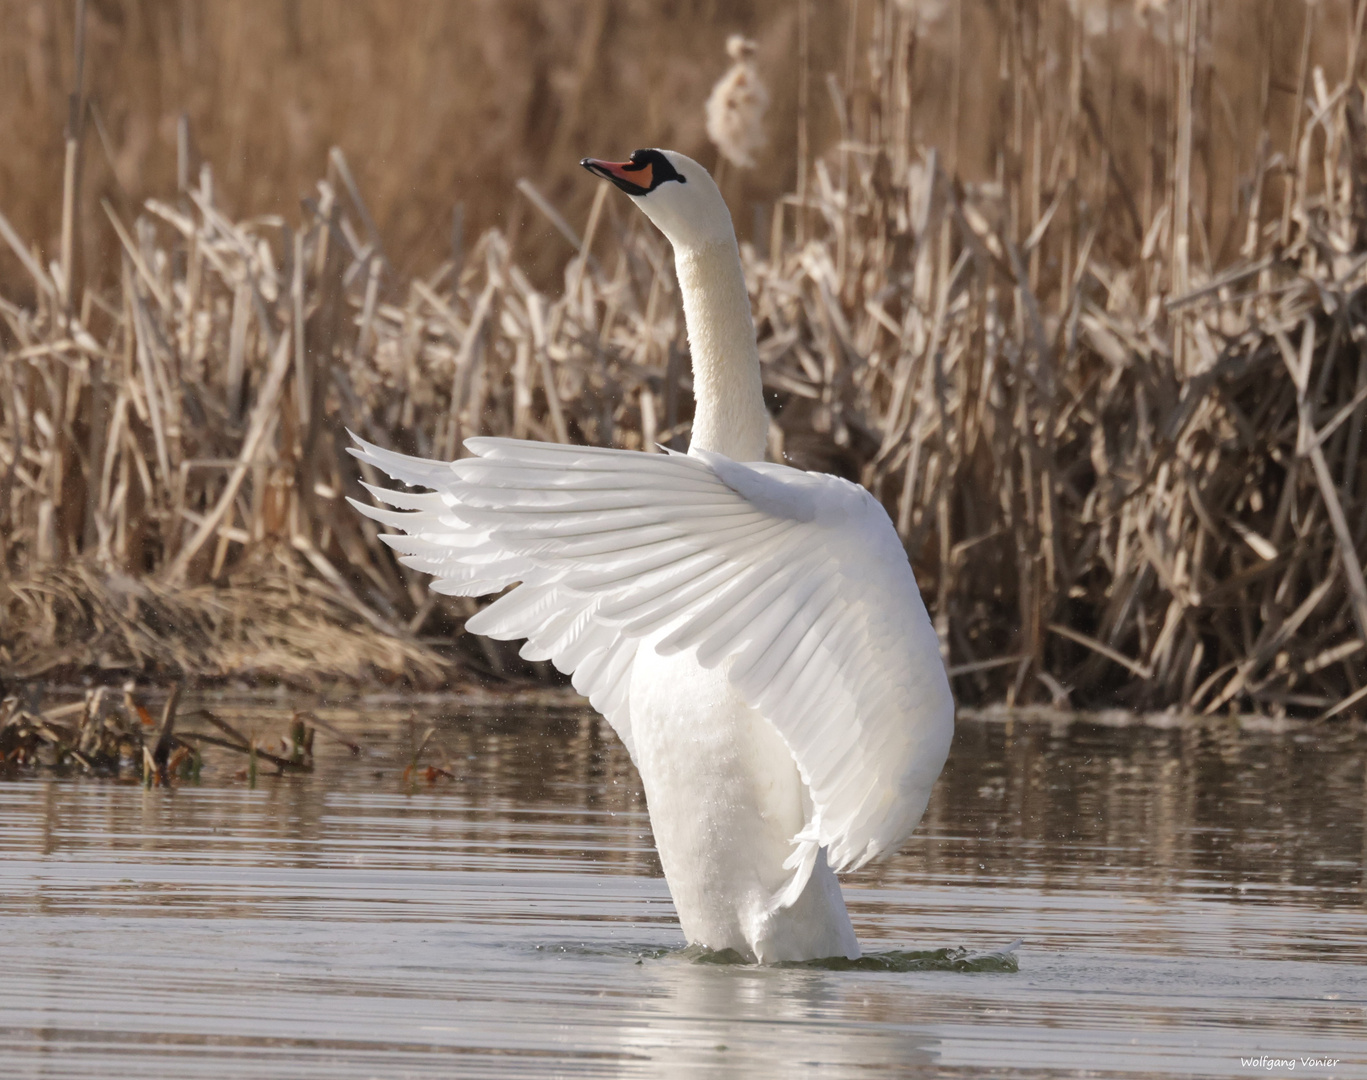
582 150 686 196
629 150 686 190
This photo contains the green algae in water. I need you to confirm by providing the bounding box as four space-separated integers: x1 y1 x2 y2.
789 943 1022 973
538 940 1020 972
681 940 1021 972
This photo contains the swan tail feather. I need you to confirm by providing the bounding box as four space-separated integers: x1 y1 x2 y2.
767 835 821 914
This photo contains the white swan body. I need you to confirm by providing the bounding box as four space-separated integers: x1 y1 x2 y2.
631 638 858 960
350 150 953 963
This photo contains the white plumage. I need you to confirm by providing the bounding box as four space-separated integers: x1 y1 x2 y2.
350 150 953 962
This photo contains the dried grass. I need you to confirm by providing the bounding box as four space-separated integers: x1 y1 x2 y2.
0 682 325 781
2 0 1366 717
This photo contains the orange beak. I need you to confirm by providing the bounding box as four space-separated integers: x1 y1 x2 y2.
581 156 654 196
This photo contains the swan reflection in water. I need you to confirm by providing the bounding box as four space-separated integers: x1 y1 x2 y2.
547 946 942 1076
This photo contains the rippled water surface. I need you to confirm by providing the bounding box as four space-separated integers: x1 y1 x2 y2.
2 702 1365 1078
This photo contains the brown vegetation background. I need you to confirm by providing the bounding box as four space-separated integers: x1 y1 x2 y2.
4 1 1349 291
3 0 1367 720
2 0 836 291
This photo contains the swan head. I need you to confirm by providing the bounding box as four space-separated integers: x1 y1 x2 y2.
581 149 735 250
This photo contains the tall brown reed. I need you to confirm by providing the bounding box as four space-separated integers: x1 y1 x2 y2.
2 0 1365 716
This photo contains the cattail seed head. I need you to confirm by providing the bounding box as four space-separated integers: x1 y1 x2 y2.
705 35 769 170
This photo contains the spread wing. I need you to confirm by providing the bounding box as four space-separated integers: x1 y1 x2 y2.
349 434 953 874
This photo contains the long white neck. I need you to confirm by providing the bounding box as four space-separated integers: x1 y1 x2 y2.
674 239 769 462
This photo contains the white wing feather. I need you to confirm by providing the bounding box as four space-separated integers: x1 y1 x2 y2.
349 434 953 873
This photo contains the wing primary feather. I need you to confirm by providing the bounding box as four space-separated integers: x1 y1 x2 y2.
351 432 954 874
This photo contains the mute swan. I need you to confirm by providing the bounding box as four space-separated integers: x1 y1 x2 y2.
349 149 953 963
